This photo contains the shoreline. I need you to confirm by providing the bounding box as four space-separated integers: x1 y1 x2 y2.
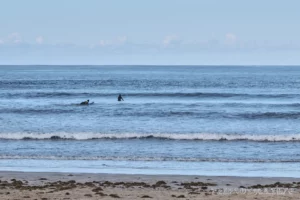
2 158 300 178
0 171 300 199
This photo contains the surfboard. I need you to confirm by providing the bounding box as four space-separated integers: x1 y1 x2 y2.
78 102 94 106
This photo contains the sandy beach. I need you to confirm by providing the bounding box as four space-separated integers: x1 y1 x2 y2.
0 171 299 200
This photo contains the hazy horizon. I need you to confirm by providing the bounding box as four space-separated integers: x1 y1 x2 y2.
1 64 300 67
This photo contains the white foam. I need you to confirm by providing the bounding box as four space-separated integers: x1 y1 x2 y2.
0 132 300 142
0 155 298 163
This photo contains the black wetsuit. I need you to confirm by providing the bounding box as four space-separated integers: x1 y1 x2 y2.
118 95 124 101
80 100 89 105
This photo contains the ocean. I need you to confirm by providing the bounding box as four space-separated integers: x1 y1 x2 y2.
1 65 300 177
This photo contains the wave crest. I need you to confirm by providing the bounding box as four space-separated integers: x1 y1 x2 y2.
0 132 300 142
0 155 299 163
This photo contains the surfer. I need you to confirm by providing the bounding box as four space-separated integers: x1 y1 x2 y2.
80 99 89 105
118 94 124 101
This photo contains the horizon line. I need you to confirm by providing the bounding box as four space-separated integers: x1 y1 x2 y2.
1 64 300 67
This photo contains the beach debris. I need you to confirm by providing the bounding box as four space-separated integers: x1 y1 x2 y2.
84 182 95 187
92 187 103 193
109 193 120 198
4 177 300 200
95 192 107 196
153 180 170 188
98 181 152 188
248 181 300 189
141 195 152 198
155 180 166 185
181 181 217 190
189 191 200 194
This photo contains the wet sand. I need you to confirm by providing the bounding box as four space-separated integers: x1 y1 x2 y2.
0 171 299 199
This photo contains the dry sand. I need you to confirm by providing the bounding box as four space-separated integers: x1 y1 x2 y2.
0 171 299 199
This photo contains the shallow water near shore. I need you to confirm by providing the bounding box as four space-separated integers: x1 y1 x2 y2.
1 65 300 176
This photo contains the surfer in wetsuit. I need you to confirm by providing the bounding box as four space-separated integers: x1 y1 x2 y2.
118 94 124 101
80 99 89 105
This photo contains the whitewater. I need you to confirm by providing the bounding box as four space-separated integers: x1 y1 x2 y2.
1 65 300 177
1 132 300 141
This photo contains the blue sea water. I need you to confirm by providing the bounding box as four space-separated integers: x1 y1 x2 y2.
1 65 300 177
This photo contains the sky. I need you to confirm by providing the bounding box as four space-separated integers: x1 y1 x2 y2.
0 0 300 65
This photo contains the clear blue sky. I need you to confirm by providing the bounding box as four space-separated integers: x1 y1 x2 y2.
0 0 300 65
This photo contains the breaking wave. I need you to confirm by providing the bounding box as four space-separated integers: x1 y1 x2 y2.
0 155 299 163
237 112 300 119
0 132 300 142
